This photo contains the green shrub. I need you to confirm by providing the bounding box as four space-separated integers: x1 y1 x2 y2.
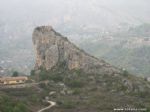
145 108 150 112
117 85 128 91
38 67 64 82
66 80 84 88
122 70 129 77
29 94 40 103
12 71 19 77
49 75 63 82
60 100 76 109
30 70 35 76
72 88 81 95
0 96 29 112
138 91 150 98
13 103 27 112
39 70 49 81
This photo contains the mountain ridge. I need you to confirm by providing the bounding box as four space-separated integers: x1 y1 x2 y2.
32 26 121 75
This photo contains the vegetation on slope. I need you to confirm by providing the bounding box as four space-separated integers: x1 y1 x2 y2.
30 64 150 112
1 64 150 112
0 94 29 112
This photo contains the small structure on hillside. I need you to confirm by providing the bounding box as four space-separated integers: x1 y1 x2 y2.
0 76 28 85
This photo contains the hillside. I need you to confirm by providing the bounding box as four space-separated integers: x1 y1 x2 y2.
79 24 150 76
1 68 150 112
31 26 150 111
1 26 150 112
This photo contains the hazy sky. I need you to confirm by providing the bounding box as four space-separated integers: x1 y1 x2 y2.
0 0 150 30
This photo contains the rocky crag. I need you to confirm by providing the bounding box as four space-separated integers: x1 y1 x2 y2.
0 26 150 112
32 26 121 75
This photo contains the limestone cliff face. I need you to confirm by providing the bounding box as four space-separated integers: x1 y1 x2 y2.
32 26 121 75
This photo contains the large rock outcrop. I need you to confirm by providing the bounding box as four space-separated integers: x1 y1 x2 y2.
32 26 121 75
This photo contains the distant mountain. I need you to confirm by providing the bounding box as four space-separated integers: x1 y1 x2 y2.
79 24 150 76
0 0 150 75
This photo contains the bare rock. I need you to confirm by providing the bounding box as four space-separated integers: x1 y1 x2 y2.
32 26 122 75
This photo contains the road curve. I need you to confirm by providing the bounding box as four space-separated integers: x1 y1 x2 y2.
38 101 56 112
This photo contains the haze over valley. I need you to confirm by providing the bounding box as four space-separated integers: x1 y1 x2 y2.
0 0 150 75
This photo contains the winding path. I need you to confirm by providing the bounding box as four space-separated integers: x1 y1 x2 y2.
38 101 56 112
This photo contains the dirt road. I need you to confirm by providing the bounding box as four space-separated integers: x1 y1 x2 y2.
38 101 56 112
